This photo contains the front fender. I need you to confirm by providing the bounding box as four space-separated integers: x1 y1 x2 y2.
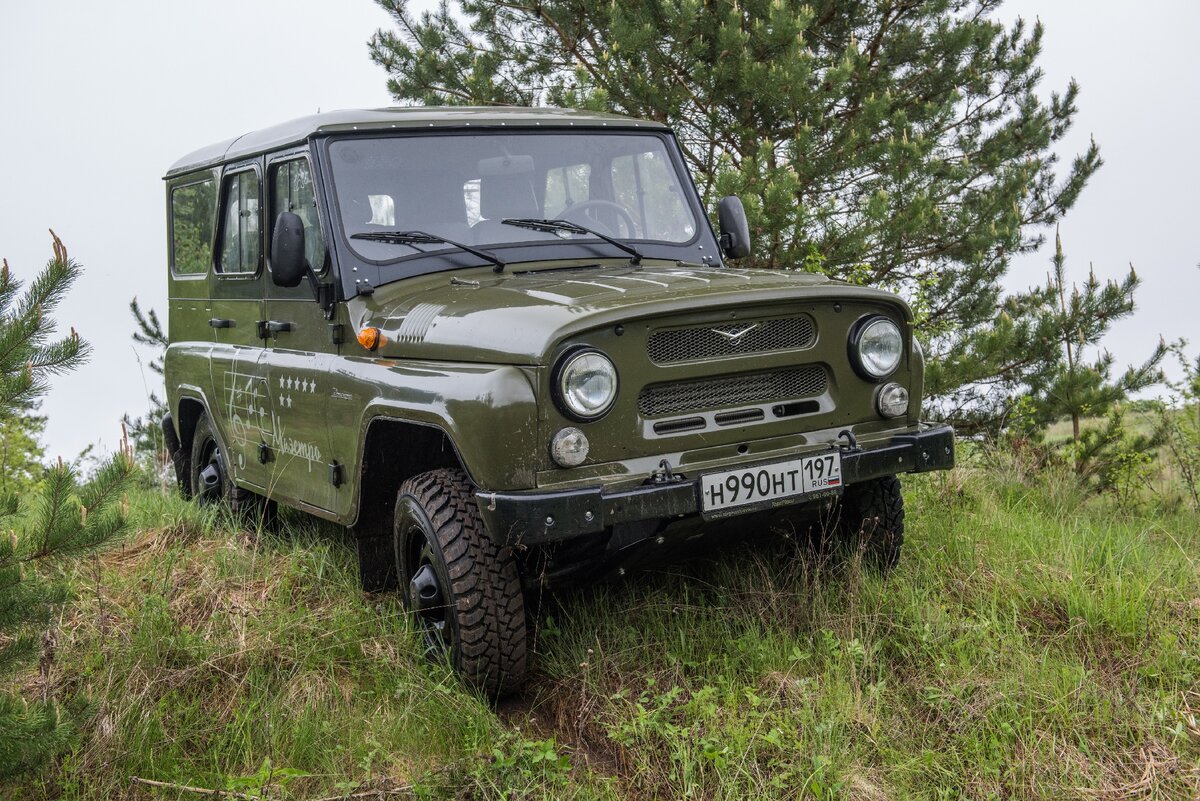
332 356 541 500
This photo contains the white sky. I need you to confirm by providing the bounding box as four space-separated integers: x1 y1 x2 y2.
1 1 1196 462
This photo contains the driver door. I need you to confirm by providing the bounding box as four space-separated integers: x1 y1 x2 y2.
259 153 337 513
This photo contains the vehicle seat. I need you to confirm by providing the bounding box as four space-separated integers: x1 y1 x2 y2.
471 173 541 244
393 174 473 243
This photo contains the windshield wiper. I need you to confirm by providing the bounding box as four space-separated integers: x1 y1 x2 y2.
351 230 506 273
501 218 643 265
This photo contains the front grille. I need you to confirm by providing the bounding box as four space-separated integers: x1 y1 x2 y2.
637 366 827 417
647 315 815 364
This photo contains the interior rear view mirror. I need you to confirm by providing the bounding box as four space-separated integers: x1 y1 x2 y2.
477 154 535 176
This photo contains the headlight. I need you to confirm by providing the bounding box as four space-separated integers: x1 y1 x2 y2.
554 348 618 420
550 427 590 467
876 382 909 418
850 316 903 380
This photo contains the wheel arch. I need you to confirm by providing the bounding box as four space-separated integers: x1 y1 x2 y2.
175 395 208 455
351 417 468 592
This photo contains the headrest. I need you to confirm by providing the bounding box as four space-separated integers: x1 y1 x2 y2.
479 173 540 221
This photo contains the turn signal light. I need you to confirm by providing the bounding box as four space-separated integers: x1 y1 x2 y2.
357 327 384 351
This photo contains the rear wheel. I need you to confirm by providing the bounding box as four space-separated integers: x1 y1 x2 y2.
189 412 275 526
835 475 904 572
394 468 527 698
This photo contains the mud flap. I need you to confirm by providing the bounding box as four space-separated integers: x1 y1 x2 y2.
355 531 397 593
161 413 191 497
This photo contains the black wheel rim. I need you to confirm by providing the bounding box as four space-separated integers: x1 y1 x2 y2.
409 547 449 656
196 440 224 503
396 498 452 658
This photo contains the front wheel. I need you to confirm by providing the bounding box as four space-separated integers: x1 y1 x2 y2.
835 475 905 573
394 469 527 697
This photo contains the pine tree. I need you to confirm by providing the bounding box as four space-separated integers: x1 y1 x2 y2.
1022 230 1164 440
0 403 47 494
368 0 1103 431
1001 230 1165 488
0 234 134 777
121 298 169 462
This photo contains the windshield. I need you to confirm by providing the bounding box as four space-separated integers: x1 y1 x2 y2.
327 132 699 264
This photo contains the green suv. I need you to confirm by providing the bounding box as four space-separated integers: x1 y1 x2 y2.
162 107 954 696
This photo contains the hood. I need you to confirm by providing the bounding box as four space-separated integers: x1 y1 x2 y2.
346 264 909 364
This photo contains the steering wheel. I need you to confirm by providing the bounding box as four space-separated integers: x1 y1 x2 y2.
559 199 638 238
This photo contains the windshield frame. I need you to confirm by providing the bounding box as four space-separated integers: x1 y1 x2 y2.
315 127 720 295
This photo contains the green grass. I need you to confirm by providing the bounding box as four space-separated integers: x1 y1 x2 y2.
5 462 1200 799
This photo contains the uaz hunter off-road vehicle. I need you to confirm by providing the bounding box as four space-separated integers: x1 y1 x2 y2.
162 107 954 696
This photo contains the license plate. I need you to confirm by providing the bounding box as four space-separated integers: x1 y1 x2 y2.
700 451 842 515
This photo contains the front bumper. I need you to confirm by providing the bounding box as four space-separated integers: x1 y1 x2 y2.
475 423 955 546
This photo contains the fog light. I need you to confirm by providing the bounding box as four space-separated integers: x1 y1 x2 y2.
877 382 909 418
551 427 589 467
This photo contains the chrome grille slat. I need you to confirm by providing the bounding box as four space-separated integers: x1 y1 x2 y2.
647 315 815 364
637 366 827 417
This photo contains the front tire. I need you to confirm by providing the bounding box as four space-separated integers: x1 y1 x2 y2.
835 475 904 572
394 469 527 697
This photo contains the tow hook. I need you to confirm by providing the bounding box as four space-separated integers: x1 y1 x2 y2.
838 429 859 451
650 459 682 484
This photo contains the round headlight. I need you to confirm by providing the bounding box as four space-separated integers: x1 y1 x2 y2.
876 382 909 418
555 349 618 420
550 427 590 467
852 316 903 380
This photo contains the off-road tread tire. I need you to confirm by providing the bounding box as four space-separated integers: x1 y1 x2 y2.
190 413 275 526
837 475 904 573
398 468 527 698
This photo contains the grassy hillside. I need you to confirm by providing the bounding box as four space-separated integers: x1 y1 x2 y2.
5 459 1200 800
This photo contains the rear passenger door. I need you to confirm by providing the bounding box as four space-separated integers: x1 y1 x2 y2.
260 153 337 512
208 162 272 491
166 173 217 407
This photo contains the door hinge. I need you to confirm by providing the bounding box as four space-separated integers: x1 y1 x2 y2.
329 323 345 345
317 283 336 319
257 442 272 464
329 461 344 488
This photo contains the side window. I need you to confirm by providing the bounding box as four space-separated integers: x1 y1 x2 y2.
543 163 591 218
629 150 694 241
610 154 645 237
218 170 261 274
270 158 328 272
170 178 215 275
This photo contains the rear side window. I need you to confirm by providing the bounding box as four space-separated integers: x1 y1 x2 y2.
270 158 327 272
170 178 215 275
218 170 261 274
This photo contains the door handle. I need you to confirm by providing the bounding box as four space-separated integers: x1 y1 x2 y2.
208 318 235 329
257 320 294 338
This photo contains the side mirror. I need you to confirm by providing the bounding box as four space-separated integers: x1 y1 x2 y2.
717 196 751 260
271 211 307 288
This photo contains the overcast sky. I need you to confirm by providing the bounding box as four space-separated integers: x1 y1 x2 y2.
1 1 1196 462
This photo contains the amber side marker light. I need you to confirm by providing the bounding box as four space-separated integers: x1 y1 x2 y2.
357 327 385 351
